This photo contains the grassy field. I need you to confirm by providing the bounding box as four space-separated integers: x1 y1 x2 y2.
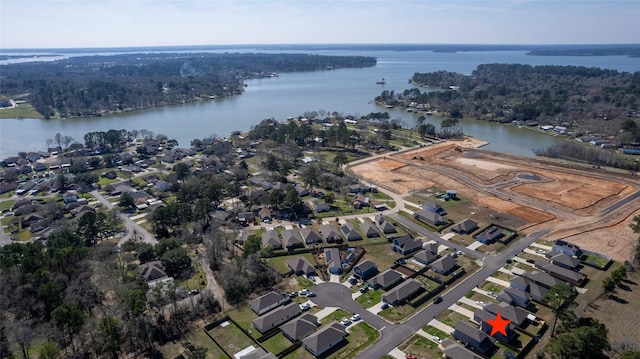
0 102 44 119
355 289 382 308
261 332 292 355
158 326 230 359
331 322 380 359
398 334 443 359
226 306 257 332
208 320 256 356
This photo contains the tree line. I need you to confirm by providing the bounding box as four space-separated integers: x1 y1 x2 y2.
0 53 375 119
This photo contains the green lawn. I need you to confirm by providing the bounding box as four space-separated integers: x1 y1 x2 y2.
332 322 380 359
355 290 382 308
0 102 44 119
422 325 450 339
182 263 207 291
0 200 15 211
208 321 256 356
226 306 257 332
261 332 292 355
398 334 443 359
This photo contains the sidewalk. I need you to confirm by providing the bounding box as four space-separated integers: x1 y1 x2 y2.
486 276 511 287
427 318 455 335
467 241 483 250
448 303 475 320
458 296 484 310
387 348 407 359
314 306 339 322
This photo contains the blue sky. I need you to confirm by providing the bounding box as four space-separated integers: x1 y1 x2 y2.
1 0 639 49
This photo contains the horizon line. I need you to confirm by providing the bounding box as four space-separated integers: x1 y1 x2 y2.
2 43 640 52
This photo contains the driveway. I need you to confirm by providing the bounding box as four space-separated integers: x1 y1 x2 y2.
309 282 389 330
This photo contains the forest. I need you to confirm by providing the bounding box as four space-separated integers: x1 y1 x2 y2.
376 64 640 139
0 53 376 119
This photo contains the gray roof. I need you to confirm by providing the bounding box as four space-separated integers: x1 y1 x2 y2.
484 302 529 326
253 302 301 333
238 347 277 359
281 229 303 248
320 224 343 242
414 209 446 224
301 321 345 355
280 314 318 341
139 261 167 282
359 221 380 237
442 340 483 359
287 257 316 275
453 321 494 348
341 223 362 241
414 249 438 265
368 268 403 288
393 236 422 253
354 260 377 274
431 255 457 273
300 228 323 244
535 260 583 283
249 291 288 315
550 253 581 268
325 248 341 270
261 231 282 249
522 270 562 288
451 218 478 234
382 278 422 304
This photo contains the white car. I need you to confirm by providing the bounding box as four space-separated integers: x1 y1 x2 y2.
475 301 485 306
433 335 442 344
298 289 309 296
350 314 361 322
340 318 351 326
299 303 310 311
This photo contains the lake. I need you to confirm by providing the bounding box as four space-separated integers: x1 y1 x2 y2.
1 47 639 158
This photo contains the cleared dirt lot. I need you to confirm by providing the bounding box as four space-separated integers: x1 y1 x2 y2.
350 138 640 261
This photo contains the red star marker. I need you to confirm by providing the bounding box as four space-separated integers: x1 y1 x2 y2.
486 311 511 337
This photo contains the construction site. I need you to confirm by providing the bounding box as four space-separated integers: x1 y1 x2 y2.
349 138 640 262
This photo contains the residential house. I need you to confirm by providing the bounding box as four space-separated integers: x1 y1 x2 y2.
280 314 318 341
359 221 380 238
553 240 583 258
548 252 581 270
413 249 438 266
534 260 584 285
522 270 561 289
325 248 342 275
510 276 548 302
353 260 378 280
129 190 154 208
340 223 362 241
312 201 331 213
423 242 439 255
261 231 282 250
281 229 304 250
253 302 301 333
414 210 446 226
30 219 51 233
382 278 423 306
430 255 458 275
497 287 531 308
422 200 446 215
238 347 277 359
320 224 343 243
442 339 483 359
452 321 495 355
21 214 44 228
239 211 255 225
12 198 32 210
484 302 530 328
155 180 170 192
258 208 272 223
451 218 478 234
368 268 403 290
375 214 397 234
300 228 323 244
287 257 317 276
296 186 309 197
110 184 133 196
71 204 95 218
14 203 41 216
301 321 346 357
139 261 168 283
351 194 370 209
475 225 502 244
473 309 518 344
0 182 17 194
349 184 366 194
390 235 422 255
249 291 290 316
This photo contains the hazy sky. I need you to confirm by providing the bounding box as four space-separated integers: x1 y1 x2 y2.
1 0 639 49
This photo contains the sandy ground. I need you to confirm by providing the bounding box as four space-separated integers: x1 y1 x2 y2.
350 139 640 261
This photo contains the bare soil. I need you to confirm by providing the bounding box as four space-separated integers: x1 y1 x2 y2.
350 139 640 261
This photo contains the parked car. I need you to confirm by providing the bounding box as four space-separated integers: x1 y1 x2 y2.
350 314 361 322
306 291 316 297
299 289 309 296
340 318 351 326
380 302 389 310
299 303 310 311
433 296 443 304
432 336 442 344
289 291 299 298
359 286 369 294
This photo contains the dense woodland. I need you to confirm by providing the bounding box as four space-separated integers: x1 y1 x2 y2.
377 64 640 139
0 53 375 119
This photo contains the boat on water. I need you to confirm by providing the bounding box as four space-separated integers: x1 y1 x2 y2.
376 78 386 85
